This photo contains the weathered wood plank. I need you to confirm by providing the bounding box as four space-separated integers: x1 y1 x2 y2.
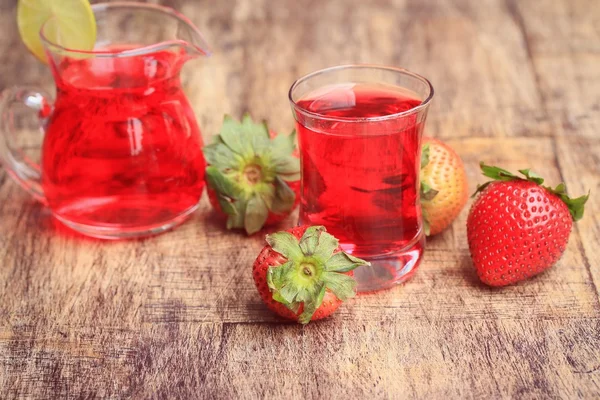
195 319 600 399
510 0 600 138
554 135 600 299
2 319 599 398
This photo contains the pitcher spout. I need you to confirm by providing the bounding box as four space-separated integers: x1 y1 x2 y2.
171 11 212 58
88 2 212 58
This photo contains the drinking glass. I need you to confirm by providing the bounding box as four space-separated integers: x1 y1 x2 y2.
289 65 434 292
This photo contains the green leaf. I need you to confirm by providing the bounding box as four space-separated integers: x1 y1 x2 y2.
518 169 545 185
286 301 301 314
271 291 286 305
216 196 237 216
293 286 312 304
275 155 300 173
226 199 246 230
259 184 275 210
473 162 521 197
250 133 269 156
480 162 519 181
205 166 240 198
420 180 439 201
241 114 270 155
422 207 431 236
202 143 219 165
241 113 269 137
298 284 326 325
279 281 304 304
312 231 339 264
321 272 357 301
219 115 248 156
299 226 324 255
241 113 254 128
552 183 567 194
267 264 285 293
244 194 269 234
267 262 297 307
543 180 588 222
271 133 296 161
471 181 494 198
279 172 301 182
421 143 430 169
274 156 301 181
324 252 370 273
555 191 590 222
266 231 304 261
213 143 242 169
270 177 296 214
211 134 225 145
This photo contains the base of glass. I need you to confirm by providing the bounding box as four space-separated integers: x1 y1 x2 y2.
352 234 425 293
54 203 199 240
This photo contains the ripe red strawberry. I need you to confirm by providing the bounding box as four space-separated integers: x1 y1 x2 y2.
420 137 469 235
467 163 589 287
203 114 300 235
253 225 369 324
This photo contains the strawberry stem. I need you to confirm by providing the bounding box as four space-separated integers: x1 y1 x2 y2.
265 226 370 324
243 164 263 185
203 114 300 234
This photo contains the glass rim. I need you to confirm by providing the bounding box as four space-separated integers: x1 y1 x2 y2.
39 1 212 58
288 64 434 123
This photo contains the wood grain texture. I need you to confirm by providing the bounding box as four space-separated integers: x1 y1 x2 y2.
511 0 600 138
0 0 599 398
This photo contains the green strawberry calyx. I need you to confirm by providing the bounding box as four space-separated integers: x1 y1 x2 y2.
420 143 439 236
474 162 590 221
203 114 300 235
266 226 370 324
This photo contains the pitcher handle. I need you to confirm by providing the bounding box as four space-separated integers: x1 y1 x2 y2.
0 87 51 204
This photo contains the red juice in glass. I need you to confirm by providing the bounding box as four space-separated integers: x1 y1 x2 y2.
289 66 433 292
41 46 206 235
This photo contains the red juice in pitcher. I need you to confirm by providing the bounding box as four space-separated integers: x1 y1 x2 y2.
41 46 206 233
295 83 424 256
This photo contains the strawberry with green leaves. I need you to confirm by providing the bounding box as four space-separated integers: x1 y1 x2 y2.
253 225 370 324
203 115 301 235
467 163 589 287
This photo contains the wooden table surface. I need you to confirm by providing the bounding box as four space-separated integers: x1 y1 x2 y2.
1 0 599 398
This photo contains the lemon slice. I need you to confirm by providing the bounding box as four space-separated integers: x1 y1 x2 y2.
17 0 97 63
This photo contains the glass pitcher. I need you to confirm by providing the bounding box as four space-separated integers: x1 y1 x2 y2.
0 2 211 239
